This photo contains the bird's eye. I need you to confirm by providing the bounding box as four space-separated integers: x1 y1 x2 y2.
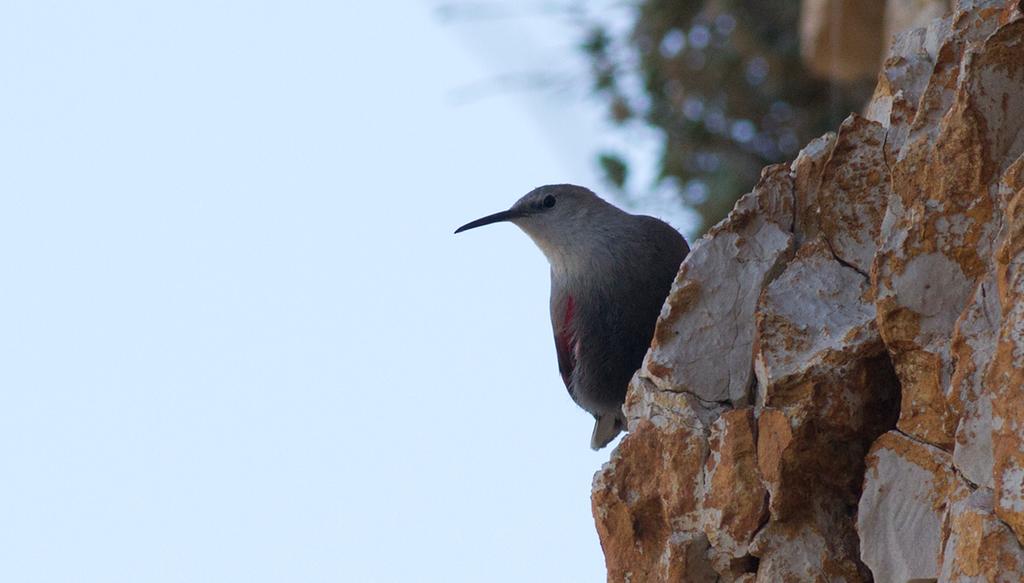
543 195 556 208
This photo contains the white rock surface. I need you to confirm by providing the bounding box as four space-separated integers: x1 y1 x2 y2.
857 431 959 583
754 240 877 404
644 174 795 405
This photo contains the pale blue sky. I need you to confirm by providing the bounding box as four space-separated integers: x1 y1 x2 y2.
0 2 690 581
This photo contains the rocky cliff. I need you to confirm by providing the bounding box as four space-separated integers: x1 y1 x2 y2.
592 1 1024 581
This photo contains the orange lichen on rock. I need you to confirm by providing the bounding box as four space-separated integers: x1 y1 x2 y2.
592 416 712 582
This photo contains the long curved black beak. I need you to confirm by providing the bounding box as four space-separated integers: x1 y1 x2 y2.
454 209 524 234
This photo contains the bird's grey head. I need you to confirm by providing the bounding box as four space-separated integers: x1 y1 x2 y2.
455 184 620 271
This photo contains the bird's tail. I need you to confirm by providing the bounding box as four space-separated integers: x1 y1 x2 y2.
590 411 625 450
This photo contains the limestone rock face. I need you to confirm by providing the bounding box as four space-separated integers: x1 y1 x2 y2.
644 167 795 406
857 431 967 582
939 488 1024 582
591 1 1024 580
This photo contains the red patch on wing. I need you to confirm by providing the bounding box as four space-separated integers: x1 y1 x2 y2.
556 295 576 387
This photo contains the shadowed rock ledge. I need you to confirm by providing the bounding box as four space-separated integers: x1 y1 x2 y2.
592 1 1024 580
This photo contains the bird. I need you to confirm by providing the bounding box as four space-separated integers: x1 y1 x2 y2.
455 184 689 449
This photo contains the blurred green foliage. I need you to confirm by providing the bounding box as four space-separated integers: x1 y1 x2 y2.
582 0 874 233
